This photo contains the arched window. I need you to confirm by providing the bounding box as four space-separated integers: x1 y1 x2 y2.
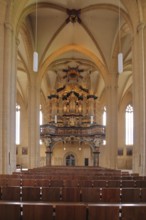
16 104 20 145
66 154 75 166
125 104 133 145
102 106 106 145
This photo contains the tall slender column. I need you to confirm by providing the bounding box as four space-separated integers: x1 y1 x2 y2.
132 22 146 175
2 1 17 173
28 75 40 168
105 76 118 169
0 0 7 173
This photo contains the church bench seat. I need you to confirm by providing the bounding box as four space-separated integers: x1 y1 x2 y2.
121 180 135 187
49 179 64 187
93 180 108 187
61 187 81 202
121 188 141 203
6 178 21 186
88 205 120 220
55 204 86 220
81 187 101 202
140 188 146 202
42 187 61 202
22 187 41 201
107 180 121 187
101 188 121 203
1 186 20 201
22 179 37 186
23 204 54 220
135 180 146 187
63 179 79 187
0 203 20 220
122 205 146 220
36 179 50 187
78 180 93 187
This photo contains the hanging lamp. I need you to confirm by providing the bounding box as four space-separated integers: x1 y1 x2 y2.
33 0 38 72
118 0 123 74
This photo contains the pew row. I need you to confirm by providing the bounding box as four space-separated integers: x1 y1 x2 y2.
1 186 146 203
0 201 146 220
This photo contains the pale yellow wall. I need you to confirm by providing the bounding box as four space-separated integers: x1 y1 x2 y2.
51 142 93 166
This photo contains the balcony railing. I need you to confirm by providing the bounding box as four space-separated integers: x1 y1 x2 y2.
40 124 105 138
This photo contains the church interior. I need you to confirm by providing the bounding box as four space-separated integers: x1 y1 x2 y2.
0 0 146 219
1 0 136 173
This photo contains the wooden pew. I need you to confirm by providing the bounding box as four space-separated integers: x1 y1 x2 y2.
107 180 121 187
61 187 81 202
1 186 20 201
6 178 21 186
121 180 135 187
135 180 146 187
121 188 140 203
101 188 121 203
78 180 93 187
81 188 101 203
22 187 40 201
23 204 54 220
140 188 146 202
88 205 120 220
50 179 64 187
55 204 86 220
122 205 146 220
93 180 107 187
42 187 61 202
63 180 79 187
0 178 7 187
0 203 20 220
36 179 50 187
22 179 36 186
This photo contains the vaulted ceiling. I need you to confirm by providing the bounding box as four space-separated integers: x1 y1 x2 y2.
15 0 133 109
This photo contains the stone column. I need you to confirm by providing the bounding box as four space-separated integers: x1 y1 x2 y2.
105 76 118 169
0 0 7 173
8 30 17 173
28 75 40 169
132 22 146 175
1 1 17 173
